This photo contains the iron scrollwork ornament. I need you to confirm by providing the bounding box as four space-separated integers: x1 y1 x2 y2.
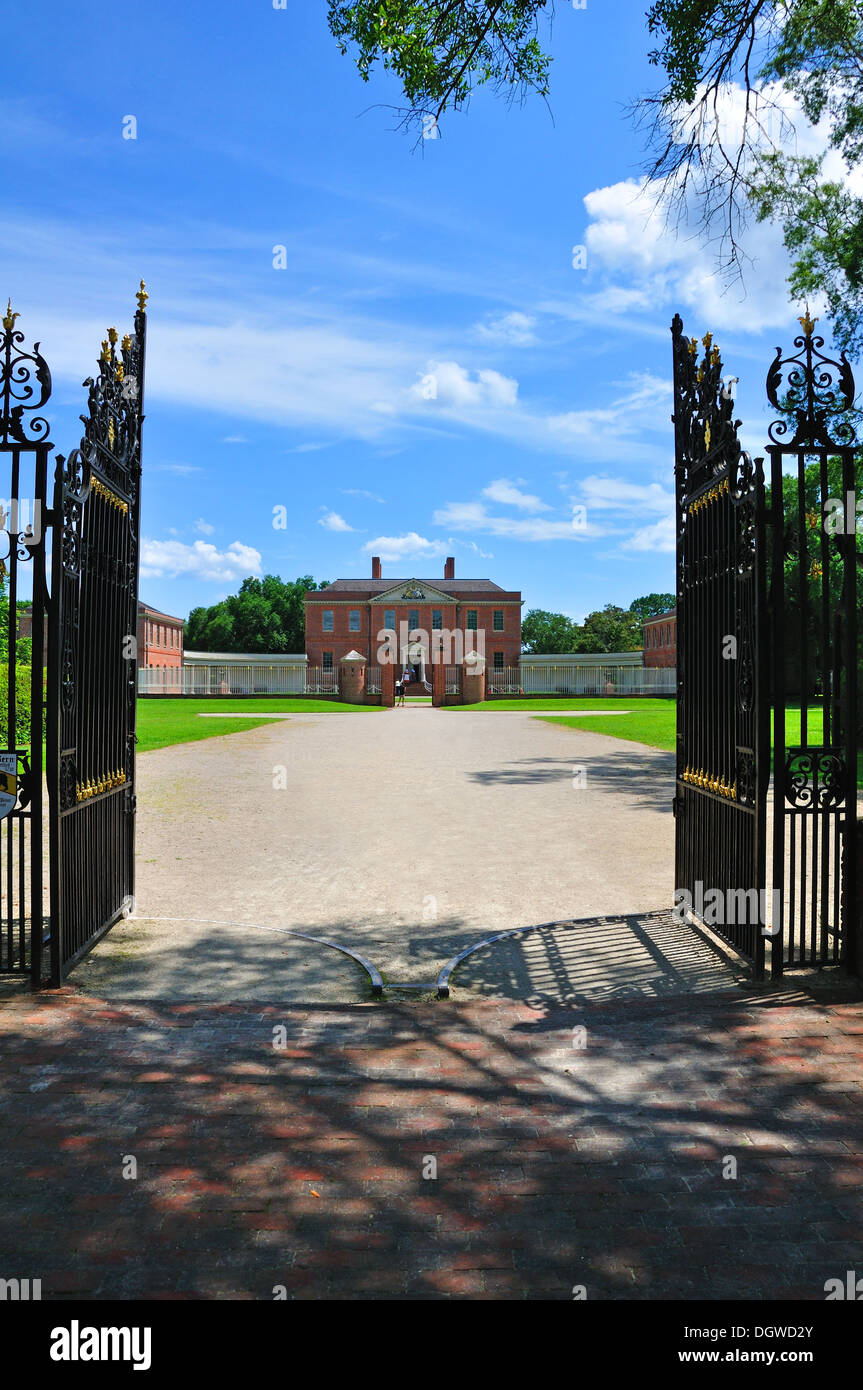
785 748 847 809
766 312 856 450
0 301 52 447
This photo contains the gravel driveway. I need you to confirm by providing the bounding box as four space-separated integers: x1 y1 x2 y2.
72 706 686 1001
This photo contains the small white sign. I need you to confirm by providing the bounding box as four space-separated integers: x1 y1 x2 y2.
0 752 18 821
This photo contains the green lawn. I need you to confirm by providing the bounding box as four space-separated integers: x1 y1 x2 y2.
535 699 677 750
135 697 382 754
446 697 831 760
447 698 659 713
535 702 831 759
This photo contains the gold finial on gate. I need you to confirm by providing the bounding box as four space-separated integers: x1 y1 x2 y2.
702 332 713 351
107 327 118 345
798 305 817 338
114 363 125 382
136 279 149 311
688 338 699 356
101 339 110 362
2 299 18 331
122 334 132 352
710 345 721 367
704 420 712 452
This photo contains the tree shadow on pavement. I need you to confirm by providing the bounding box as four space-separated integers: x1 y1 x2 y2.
466 749 675 813
1 987 861 1300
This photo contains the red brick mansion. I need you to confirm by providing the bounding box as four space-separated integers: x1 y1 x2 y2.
304 556 522 689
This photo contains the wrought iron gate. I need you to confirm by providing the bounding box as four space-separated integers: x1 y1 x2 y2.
765 318 859 976
673 312 860 979
672 316 769 976
0 301 52 982
0 286 146 987
46 286 147 984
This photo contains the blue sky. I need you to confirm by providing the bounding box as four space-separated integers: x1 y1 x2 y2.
2 0 822 622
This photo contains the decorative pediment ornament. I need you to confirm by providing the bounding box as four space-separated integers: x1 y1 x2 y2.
371 580 456 603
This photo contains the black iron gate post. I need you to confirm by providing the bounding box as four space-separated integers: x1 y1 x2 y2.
765 314 859 975
672 316 770 977
46 283 147 985
0 302 53 984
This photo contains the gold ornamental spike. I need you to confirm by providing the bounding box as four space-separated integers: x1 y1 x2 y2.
798 306 816 338
101 340 110 362
702 331 713 350
107 327 118 345
710 345 721 366
115 363 124 382
122 334 132 352
704 420 712 452
136 279 149 311
2 299 19 331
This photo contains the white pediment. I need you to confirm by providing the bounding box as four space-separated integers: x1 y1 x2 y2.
370 580 456 604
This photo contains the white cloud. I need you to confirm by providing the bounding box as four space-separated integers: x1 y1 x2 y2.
622 515 676 553
475 311 537 345
576 79 856 337
151 463 202 476
221 435 246 444
140 539 262 582
194 517 215 535
433 501 602 542
577 476 674 513
318 509 355 532
458 539 495 561
361 532 450 564
482 478 551 512
409 361 518 410
343 488 385 503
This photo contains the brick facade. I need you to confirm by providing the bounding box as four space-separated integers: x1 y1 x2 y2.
305 558 522 681
643 609 676 668
137 602 184 671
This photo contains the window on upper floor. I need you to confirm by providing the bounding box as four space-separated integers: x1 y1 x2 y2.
408 609 419 631
322 610 334 632
493 611 504 631
349 610 361 632
466 610 478 630
384 609 396 631
432 610 443 630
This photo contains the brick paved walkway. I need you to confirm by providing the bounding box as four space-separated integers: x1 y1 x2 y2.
2 985 862 1299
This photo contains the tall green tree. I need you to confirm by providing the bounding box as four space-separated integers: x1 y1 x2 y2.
520 608 580 653
185 575 329 654
577 604 644 652
629 592 676 622
328 1 863 355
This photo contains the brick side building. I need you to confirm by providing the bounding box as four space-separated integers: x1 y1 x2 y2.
137 602 184 672
643 608 676 668
305 556 522 688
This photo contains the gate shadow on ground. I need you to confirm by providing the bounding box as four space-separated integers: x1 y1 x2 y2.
466 748 675 812
1 989 861 1299
449 911 743 1005
69 918 374 1004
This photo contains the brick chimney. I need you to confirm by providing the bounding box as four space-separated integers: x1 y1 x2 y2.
444 556 455 580
372 556 381 579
